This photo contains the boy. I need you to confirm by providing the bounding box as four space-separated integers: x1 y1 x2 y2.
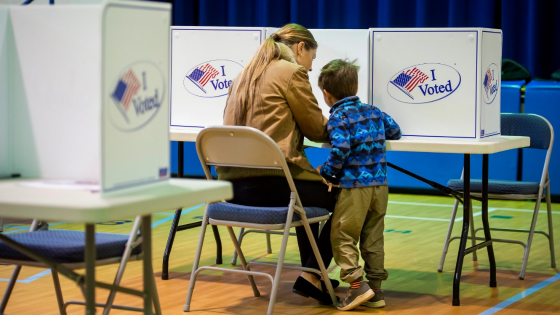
317 59 401 311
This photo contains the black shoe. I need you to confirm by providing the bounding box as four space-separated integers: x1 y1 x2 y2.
321 278 340 291
36 221 49 231
293 276 336 305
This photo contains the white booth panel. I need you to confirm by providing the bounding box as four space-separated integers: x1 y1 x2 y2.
0 7 9 177
170 26 264 128
309 29 370 118
480 31 502 138
10 5 103 180
8 1 171 194
370 28 501 141
102 2 171 193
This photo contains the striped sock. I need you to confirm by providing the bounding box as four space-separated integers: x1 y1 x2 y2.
350 280 362 289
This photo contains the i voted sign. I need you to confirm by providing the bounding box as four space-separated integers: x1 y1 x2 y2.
183 59 243 98
110 61 165 131
483 63 499 104
387 63 461 104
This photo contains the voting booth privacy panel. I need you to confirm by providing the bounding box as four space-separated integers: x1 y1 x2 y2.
1 1 171 194
170 26 266 128
0 7 8 178
170 27 503 140
169 27 371 130
370 28 502 141
169 27 371 176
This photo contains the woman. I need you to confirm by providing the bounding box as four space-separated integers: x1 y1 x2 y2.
218 23 339 304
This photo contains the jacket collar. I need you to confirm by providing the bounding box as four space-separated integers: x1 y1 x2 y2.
330 96 360 114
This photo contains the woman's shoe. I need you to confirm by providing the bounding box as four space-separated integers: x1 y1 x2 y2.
292 276 334 305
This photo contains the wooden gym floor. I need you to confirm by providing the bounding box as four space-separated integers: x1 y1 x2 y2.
1 193 559 314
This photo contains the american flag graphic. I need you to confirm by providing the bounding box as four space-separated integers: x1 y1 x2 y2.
111 69 141 122
390 67 429 99
483 68 493 96
186 63 220 93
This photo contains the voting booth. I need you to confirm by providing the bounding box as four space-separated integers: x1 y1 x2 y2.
169 28 371 129
0 7 8 178
370 28 502 141
2 1 171 194
170 26 266 128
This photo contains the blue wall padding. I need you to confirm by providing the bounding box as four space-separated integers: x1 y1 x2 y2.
386 152 463 189
170 141 216 177
305 148 519 189
469 151 518 181
523 81 560 195
501 80 525 114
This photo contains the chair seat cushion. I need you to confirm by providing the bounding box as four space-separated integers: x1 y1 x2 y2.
447 179 540 195
207 202 330 225
0 230 141 263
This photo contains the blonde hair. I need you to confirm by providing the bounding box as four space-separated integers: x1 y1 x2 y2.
228 23 318 125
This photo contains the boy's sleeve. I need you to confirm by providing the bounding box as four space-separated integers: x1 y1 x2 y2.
382 112 402 140
319 112 351 184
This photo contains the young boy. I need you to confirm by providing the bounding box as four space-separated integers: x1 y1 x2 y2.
317 59 402 311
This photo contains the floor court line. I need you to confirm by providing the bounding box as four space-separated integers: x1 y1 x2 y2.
386 215 449 222
0 269 52 284
479 272 560 315
389 200 560 215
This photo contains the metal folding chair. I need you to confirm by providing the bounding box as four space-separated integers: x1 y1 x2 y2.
0 216 160 315
439 113 555 279
184 126 337 314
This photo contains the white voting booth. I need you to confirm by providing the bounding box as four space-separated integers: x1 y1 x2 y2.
370 28 502 141
170 28 502 142
169 28 370 131
170 27 266 128
0 7 9 178
170 27 502 143
1 1 171 194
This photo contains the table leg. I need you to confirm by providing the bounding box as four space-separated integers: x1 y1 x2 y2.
481 154 497 287
162 209 183 280
212 225 223 264
453 154 471 306
142 215 154 314
86 224 96 315
142 215 157 315
178 141 184 178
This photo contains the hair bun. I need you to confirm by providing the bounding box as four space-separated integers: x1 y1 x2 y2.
271 33 280 41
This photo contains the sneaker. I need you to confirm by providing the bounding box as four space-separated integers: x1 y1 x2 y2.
361 289 385 308
336 281 374 311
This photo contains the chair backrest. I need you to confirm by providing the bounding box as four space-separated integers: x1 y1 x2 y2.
501 113 554 187
501 113 554 150
195 126 301 205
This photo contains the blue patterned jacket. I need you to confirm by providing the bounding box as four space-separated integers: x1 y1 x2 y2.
319 96 402 188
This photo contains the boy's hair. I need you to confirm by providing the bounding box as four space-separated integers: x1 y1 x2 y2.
318 59 360 100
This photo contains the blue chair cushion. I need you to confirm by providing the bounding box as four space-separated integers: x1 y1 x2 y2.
0 230 141 263
207 202 330 225
447 179 540 195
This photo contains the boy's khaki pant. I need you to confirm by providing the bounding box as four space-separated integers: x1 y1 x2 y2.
331 185 389 288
